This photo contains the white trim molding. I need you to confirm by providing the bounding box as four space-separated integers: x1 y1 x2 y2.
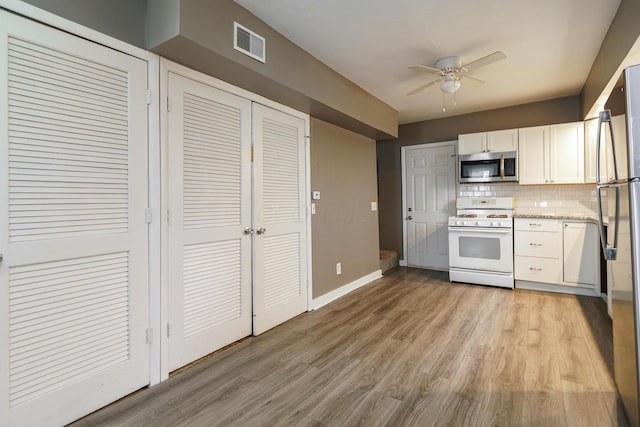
311 270 382 310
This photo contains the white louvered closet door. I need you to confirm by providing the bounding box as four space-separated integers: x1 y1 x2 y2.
252 104 308 335
166 73 252 371
0 12 149 427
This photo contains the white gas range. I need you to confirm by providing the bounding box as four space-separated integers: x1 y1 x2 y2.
448 197 514 289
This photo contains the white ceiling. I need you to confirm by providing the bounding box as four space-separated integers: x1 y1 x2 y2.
234 0 621 125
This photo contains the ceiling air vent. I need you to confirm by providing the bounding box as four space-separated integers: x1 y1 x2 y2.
234 22 265 63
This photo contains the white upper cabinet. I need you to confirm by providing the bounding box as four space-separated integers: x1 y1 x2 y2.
518 125 548 184
458 132 486 154
487 129 519 152
549 122 584 184
519 122 584 185
458 129 518 155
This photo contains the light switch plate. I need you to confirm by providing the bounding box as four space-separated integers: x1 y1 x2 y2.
371 202 377 211
312 191 320 200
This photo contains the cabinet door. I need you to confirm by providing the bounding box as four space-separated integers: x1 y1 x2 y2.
458 132 486 155
549 122 584 184
584 118 609 184
487 129 518 152
563 222 599 287
518 126 548 184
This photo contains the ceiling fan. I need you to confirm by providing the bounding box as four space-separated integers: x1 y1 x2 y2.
407 51 507 97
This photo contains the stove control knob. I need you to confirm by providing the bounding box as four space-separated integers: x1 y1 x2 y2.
491 221 497 227
476 221 481 226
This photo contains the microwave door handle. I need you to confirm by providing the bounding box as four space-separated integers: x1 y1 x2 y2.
500 154 505 180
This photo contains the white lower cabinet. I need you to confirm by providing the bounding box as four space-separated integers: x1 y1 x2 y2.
563 222 599 286
514 218 600 295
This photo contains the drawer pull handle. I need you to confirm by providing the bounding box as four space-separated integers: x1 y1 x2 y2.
529 243 542 247
529 267 543 272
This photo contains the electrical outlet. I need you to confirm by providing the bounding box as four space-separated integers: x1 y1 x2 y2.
336 262 341 275
311 203 316 214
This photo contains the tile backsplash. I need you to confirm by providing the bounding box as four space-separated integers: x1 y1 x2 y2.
458 183 604 217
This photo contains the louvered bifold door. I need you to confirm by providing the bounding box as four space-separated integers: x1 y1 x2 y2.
252 104 308 335
166 73 252 371
0 12 149 427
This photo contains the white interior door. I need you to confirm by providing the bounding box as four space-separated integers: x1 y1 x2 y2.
404 143 456 270
166 73 253 371
0 12 150 427
252 104 308 335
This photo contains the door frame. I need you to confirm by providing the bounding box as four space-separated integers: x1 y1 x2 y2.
159 58 312 381
400 141 458 268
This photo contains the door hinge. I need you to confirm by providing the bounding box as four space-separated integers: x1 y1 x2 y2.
167 323 171 338
146 89 152 105
146 328 153 344
251 144 254 163
145 208 152 224
167 209 171 225
167 96 172 112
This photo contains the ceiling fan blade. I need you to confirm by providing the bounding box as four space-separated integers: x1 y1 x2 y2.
406 78 442 96
409 64 443 75
462 51 506 72
460 74 485 87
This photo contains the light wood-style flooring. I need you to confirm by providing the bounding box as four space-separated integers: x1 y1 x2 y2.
71 268 629 426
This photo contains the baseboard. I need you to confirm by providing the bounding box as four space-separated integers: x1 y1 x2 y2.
311 269 383 310
515 280 600 297
399 259 407 267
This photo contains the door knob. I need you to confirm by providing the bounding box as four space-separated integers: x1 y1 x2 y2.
244 227 254 235
256 227 267 235
0 253 2 264
406 216 413 220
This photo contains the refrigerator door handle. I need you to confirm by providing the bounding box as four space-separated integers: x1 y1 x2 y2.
597 109 619 184
597 184 620 261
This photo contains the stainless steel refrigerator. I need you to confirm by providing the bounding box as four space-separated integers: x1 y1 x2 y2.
597 64 640 426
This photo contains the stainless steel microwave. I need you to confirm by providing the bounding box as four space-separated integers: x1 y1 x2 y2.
459 151 518 183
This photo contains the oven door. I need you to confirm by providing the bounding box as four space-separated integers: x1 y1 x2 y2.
448 226 513 273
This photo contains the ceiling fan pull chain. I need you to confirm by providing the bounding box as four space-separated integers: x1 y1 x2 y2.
453 88 457 106
442 91 446 112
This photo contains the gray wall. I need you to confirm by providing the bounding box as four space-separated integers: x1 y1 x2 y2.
582 0 640 119
21 0 148 47
147 0 398 140
311 119 380 298
377 96 582 258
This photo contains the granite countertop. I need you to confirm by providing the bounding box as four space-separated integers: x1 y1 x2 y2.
514 213 599 223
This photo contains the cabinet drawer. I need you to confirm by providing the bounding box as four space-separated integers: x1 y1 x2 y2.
514 231 562 258
515 256 562 284
514 218 559 232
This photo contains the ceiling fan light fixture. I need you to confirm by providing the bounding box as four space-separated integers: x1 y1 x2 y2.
440 79 461 94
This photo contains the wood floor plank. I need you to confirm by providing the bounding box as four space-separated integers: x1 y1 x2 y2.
523 292 567 426
70 268 627 427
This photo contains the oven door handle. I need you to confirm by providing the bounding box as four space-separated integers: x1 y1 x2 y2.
500 154 505 180
448 227 512 234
